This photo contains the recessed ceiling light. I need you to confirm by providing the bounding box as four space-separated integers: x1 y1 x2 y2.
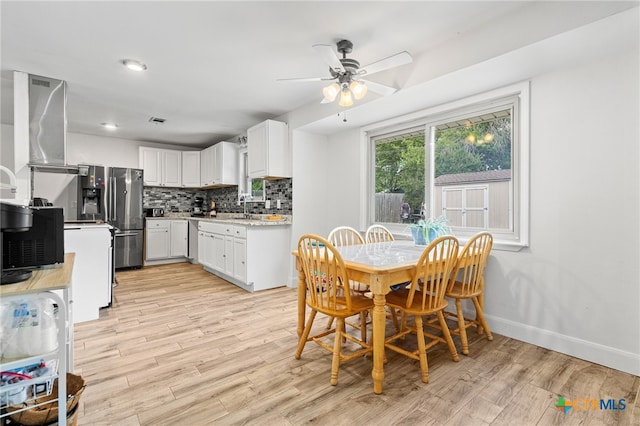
121 59 147 72
101 122 118 130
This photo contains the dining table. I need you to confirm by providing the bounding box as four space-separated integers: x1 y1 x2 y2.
293 239 456 394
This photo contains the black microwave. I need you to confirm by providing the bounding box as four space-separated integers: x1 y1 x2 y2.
2 206 65 271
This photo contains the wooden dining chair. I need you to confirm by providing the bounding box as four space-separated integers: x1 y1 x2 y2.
328 226 364 247
443 231 494 355
325 226 369 339
365 224 394 243
364 224 401 329
384 235 460 383
295 234 373 386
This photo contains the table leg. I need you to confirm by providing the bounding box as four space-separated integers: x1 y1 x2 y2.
297 265 306 338
372 293 386 394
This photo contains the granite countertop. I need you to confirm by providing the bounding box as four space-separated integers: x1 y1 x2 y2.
145 213 292 226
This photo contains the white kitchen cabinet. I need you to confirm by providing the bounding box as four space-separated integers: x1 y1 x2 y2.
198 229 215 269
170 220 188 257
214 142 239 186
63 224 112 323
211 233 224 272
145 220 170 260
200 141 238 187
233 235 247 282
247 119 290 179
146 219 189 263
139 147 182 187
198 221 289 292
181 151 201 188
163 150 182 186
200 145 215 187
198 221 243 279
140 147 161 186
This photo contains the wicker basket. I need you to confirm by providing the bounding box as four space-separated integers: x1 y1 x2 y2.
6 373 85 426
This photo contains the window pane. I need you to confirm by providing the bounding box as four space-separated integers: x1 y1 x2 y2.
374 132 425 224
433 109 512 231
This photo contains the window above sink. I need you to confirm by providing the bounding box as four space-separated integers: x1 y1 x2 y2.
239 148 265 203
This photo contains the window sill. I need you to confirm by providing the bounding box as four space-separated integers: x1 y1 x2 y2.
393 231 527 252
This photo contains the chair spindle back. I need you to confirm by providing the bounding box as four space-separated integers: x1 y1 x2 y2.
406 236 459 311
297 234 352 314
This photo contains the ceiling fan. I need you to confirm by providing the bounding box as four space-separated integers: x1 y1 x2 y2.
279 39 413 107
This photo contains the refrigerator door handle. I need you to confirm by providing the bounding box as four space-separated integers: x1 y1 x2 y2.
116 232 140 237
111 176 117 223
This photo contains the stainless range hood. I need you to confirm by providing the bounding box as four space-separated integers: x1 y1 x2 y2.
22 73 79 174
29 163 80 174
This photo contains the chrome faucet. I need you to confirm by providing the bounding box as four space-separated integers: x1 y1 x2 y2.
241 193 252 218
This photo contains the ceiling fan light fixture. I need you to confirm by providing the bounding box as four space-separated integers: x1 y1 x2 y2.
121 59 147 72
101 122 118 130
322 82 340 102
350 80 368 100
338 87 354 107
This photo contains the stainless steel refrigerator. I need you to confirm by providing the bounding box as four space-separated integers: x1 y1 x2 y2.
107 167 144 269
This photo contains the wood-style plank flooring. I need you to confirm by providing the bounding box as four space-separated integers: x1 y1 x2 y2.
73 263 640 425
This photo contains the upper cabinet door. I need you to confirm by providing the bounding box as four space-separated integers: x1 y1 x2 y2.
162 150 182 187
214 142 239 186
139 147 162 186
247 122 268 179
181 151 201 188
200 145 215 186
247 119 290 179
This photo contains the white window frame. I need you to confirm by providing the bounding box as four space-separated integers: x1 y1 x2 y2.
362 82 529 251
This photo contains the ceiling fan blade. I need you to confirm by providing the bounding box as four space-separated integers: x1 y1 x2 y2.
312 44 345 73
358 51 412 76
277 77 334 82
360 79 398 96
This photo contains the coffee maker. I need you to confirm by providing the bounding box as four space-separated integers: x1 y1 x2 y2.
77 165 105 221
192 197 204 217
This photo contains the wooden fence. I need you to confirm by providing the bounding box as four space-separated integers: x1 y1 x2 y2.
375 192 406 223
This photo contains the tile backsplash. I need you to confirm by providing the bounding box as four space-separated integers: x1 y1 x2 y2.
143 178 292 215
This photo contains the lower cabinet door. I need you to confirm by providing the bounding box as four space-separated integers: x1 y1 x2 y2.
170 220 188 257
222 235 233 276
146 228 170 260
233 238 247 283
212 233 225 273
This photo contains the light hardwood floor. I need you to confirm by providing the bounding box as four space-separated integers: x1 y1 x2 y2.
74 262 639 425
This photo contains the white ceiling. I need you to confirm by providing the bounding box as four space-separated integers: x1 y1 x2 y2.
1 1 637 149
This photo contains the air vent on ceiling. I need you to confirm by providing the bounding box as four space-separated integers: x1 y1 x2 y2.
149 117 166 124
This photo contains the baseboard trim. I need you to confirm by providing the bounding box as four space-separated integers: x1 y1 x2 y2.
487 314 640 376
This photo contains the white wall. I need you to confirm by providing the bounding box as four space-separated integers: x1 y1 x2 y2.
290 130 329 238
487 48 639 374
66 133 191 168
289 130 330 284
1 127 195 212
0 124 16 199
289 47 639 375
325 128 363 232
